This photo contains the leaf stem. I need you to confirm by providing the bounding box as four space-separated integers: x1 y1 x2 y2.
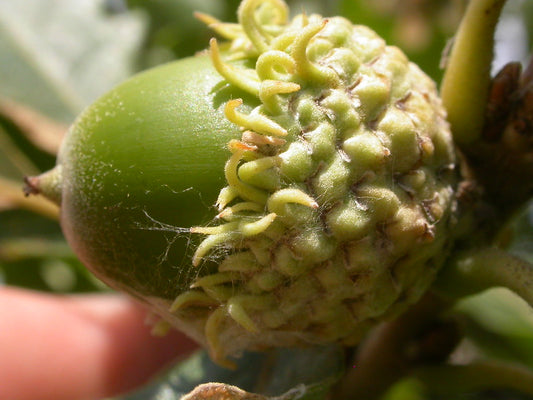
440 0 507 145
435 247 533 307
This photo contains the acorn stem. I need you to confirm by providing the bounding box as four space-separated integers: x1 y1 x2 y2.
435 247 533 308
23 165 63 207
440 0 507 146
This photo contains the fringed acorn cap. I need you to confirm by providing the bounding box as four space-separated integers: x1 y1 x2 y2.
169 0 458 367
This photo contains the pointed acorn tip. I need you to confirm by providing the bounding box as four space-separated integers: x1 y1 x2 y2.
23 176 41 197
23 165 63 206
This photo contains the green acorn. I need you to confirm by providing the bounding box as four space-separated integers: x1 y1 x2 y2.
27 0 458 367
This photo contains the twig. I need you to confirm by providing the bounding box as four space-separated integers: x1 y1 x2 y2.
440 0 507 145
413 359 533 397
434 247 533 308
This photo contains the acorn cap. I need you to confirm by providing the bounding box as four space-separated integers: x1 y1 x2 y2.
175 0 458 366
29 0 459 369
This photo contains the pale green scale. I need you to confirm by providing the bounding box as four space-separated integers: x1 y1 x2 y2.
373 46 411 101
303 122 337 161
399 169 428 194
342 131 389 170
219 251 260 272
290 228 336 266
326 198 374 241
294 95 324 129
278 274 319 318
324 48 361 82
351 67 391 121
270 243 300 276
350 25 386 62
261 308 288 329
246 269 284 293
246 236 273 267
378 107 420 172
320 89 361 132
305 36 335 61
319 17 352 47
313 153 351 204
360 186 401 222
237 157 280 190
314 261 359 300
279 141 313 182
343 236 391 275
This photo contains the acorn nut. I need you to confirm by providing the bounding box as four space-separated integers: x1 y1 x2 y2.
27 0 458 367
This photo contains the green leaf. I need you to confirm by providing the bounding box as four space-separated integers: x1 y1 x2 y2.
119 345 345 400
455 288 533 369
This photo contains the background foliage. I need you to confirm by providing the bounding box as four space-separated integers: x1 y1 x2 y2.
1 1 532 399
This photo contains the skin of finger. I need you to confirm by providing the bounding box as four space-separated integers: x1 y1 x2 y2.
0 287 198 400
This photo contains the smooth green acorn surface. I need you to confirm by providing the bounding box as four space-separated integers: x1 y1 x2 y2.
57 55 254 301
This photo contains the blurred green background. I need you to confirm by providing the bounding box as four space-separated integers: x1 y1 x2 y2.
1 1 533 399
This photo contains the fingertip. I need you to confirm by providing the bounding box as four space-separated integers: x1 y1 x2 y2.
0 287 199 400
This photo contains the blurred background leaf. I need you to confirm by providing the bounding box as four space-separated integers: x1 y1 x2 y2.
339 0 466 82
119 0 340 69
0 0 145 122
0 0 145 293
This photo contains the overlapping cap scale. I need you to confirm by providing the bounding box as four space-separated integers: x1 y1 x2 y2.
172 0 457 366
